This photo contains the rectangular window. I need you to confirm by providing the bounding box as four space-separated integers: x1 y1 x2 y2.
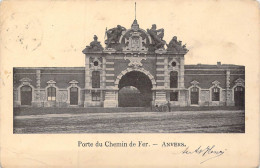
212 87 220 101
170 92 178 101
47 87 56 101
92 91 101 101
92 71 100 88
170 71 178 88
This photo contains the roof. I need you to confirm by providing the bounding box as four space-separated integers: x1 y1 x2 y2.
185 64 244 70
14 67 85 70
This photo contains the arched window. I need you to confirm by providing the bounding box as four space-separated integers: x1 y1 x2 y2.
92 71 100 88
21 85 32 105
70 87 78 105
190 87 199 105
47 87 56 101
212 87 220 101
170 71 178 88
234 86 244 106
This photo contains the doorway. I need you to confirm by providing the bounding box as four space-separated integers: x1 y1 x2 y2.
21 85 32 105
190 87 199 105
118 71 152 107
70 87 78 105
234 86 245 106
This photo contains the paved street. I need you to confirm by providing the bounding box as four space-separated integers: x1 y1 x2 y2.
13 110 245 133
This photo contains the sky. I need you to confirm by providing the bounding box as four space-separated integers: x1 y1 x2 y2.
0 0 259 67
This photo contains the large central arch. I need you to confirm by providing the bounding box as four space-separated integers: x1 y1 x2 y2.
115 68 156 87
115 68 155 107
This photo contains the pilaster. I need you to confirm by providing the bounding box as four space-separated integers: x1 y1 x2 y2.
225 70 234 106
164 56 168 88
32 69 41 107
154 91 167 106
104 90 118 107
105 55 115 88
179 56 185 88
85 55 91 89
84 55 91 106
102 57 106 88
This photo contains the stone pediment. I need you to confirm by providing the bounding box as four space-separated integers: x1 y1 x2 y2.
190 80 199 86
69 80 79 84
19 78 32 85
47 80 56 87
69 80 79 87
234 78 245 87
20 78 32 82
212 80 221 87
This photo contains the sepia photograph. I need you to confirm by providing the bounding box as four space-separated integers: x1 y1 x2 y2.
13 2 245 134
1 0 259 167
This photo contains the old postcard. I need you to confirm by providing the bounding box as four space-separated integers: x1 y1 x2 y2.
0 0 259 167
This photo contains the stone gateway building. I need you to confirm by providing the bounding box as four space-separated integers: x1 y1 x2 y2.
13 19 245 108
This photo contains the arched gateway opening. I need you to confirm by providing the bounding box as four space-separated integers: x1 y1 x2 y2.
118 71 152 107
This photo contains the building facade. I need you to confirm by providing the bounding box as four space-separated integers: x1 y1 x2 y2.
13 20 245 108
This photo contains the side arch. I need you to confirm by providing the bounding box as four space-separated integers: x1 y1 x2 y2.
209 80 223 102
188 80 201 105
67 80 81 105
17 78 35 105
232 78 245 101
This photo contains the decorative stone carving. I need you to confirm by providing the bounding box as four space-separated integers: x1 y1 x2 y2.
105 25 126 48
36 70 41 88
190 80 199 87
69 80 79 87
35 70 41 102
123 32 148 53
147 24 166 50
103 47 116 54
212 80 221 87
19 78 32 85
168 58 178 66
155 48 167 54
234 78 245 87
131 19 139 31
124 54 146 68
167 36 188 53
83 35 104 53
90 57 102 70
46 80 56 87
